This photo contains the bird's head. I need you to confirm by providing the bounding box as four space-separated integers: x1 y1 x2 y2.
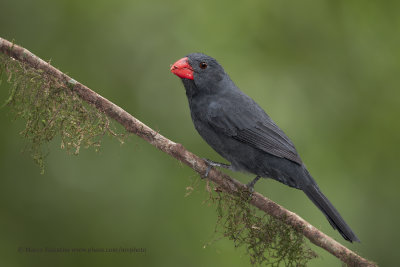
171 53 229 96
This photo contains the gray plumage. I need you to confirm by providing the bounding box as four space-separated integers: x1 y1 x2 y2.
174 53 359 242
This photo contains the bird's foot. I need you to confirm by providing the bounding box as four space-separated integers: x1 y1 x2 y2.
246 176 261 194
202 158 232 178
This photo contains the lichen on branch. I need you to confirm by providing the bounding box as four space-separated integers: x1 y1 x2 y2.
0 54 123 173
204 183 317 266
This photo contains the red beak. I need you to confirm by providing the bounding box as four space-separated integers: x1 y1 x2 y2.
170 57 194 80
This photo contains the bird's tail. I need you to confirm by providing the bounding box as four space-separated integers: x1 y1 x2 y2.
303 183 360 242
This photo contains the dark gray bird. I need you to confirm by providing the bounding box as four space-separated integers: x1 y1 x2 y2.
170 53 359 242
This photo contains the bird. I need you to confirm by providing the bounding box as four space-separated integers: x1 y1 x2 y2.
170 53 359 243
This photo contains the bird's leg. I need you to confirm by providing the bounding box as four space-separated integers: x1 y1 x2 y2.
202 158 232 178
246 176 261 193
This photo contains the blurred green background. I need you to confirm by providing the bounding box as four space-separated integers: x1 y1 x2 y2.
0 0 399 266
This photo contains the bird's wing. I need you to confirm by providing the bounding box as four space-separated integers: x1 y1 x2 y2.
207 100 302 165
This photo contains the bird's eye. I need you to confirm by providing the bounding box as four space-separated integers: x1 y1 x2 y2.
199 62 208 69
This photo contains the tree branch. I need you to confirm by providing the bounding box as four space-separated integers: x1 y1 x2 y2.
0 37 376 266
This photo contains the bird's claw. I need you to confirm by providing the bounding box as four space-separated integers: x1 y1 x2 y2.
202 158 231 178
203 164 212 179
246 182 256 193
245 182 255 200
202 158 214 179
245 176 261 197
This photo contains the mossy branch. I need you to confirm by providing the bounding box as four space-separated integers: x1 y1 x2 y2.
0 37 375 266
0 49 122 173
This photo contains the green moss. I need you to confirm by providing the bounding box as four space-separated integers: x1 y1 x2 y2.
0 53 125 173
206 185 317 266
